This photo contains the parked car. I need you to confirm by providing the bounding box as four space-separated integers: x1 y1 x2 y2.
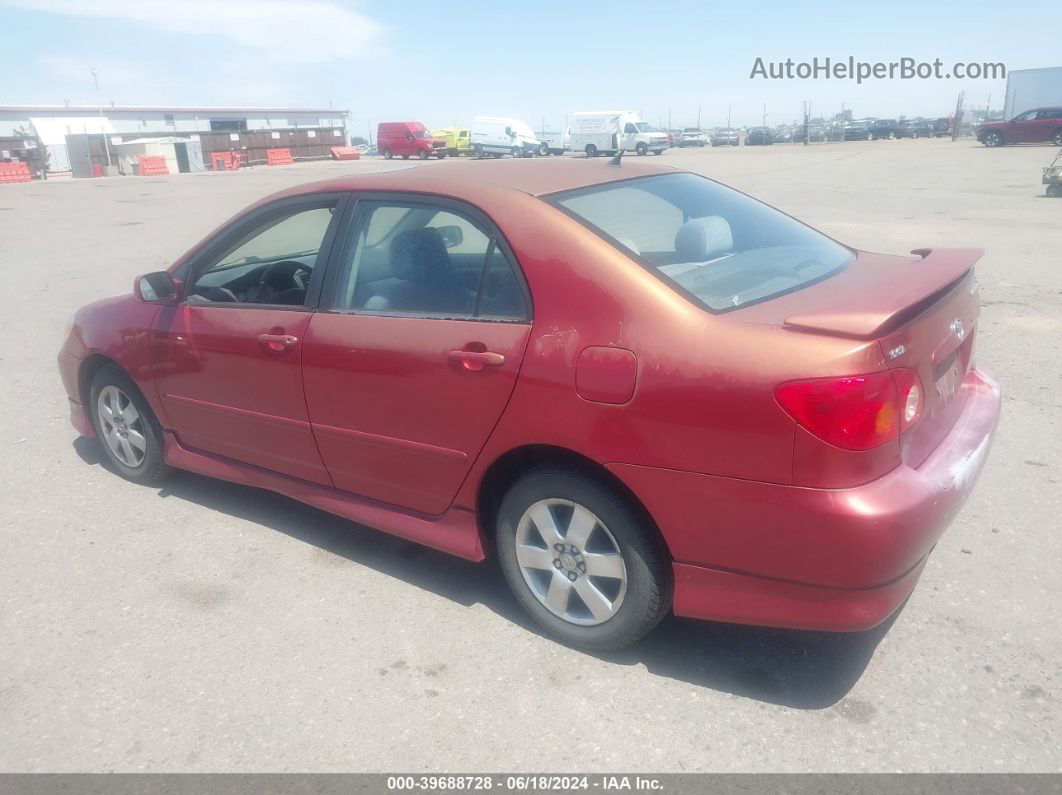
59 159 1000 651
570 110 669 156
844 121 873 141
895 120 935 139
744 126 774 145
711 129 739 147
870 119 899 139
807 126 827 142
932 118 952 137
678 128 707 147
377 121 447 160
433 127 471 157
976 107 1062 147
471 116 542 158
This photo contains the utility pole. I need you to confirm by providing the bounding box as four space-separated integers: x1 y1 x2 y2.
762 103 767 128
697 105 701 130
667 108 671 133
90 67 112 169
727 105 731 131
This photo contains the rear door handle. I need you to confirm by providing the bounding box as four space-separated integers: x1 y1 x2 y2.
257 333 299 352
449 350 505 371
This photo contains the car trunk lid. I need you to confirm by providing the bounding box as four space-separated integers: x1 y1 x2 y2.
781 248 982 467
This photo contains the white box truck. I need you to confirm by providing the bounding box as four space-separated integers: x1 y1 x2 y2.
569 111 669 157
537 128 570 156
470 116 542 158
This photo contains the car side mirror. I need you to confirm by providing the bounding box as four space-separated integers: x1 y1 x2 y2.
135 271 179 303
435 225 464 249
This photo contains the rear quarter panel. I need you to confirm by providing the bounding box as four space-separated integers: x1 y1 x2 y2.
452 197 885 513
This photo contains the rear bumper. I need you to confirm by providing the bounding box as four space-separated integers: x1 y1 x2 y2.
608 366 1001 631
672 557 927 632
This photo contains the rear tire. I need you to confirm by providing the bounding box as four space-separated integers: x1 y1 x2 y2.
1047 184 1061 197
496 470 671 651
585 144 598 157
983 131 1003 147
539 142 549 156
89 366 170 486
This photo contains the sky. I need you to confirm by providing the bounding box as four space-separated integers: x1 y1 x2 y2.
0 0 1055 132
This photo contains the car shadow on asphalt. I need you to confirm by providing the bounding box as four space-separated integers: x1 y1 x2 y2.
75 437 899 710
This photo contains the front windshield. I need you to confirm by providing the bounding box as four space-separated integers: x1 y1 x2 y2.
413 129 431 139
550 173 853 312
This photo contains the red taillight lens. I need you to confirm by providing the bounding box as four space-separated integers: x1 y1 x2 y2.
776 369 922 451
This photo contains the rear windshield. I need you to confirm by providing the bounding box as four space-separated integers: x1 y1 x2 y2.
549 173 852 312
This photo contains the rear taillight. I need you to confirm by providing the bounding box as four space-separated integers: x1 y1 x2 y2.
775 369 923 451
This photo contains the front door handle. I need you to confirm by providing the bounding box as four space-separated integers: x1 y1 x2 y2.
449 349 505 371
257 333 299 353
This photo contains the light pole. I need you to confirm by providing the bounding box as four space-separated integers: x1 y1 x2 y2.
90 67 112 169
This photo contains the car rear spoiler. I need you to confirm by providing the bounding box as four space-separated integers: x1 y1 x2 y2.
783 248 983 339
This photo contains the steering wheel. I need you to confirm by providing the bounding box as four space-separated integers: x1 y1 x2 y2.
257 260 310 304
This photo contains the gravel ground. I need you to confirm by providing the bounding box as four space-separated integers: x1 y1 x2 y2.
0 138 1058 772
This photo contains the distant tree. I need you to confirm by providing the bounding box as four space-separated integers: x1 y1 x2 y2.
832 109 853 123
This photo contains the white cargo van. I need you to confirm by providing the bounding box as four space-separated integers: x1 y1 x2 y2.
569 111 669 157
470 116 542 158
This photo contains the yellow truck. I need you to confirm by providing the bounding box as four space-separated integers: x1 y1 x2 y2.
432 127 471 157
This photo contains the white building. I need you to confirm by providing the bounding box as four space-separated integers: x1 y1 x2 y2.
0 105 348 174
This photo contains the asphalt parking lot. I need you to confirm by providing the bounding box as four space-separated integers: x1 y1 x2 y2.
1 138 1059 772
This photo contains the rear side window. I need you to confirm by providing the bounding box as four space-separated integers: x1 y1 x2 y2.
333 200 528 320
550 173 853 312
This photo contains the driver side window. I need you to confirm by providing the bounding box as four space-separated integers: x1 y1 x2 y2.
190 204 336 307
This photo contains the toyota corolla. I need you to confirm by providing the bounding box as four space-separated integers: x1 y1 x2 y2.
58 159 1000 650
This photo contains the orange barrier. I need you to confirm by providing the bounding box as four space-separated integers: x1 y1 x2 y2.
0 161 31 184
266 148 294 166
138 155 169 176
330 146 361 161
211 152 236 171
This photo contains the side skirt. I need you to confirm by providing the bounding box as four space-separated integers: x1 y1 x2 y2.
163 432 485 562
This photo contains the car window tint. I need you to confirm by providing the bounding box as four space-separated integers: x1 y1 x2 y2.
553 173 852 312
190 205 335 307
335 201 527 320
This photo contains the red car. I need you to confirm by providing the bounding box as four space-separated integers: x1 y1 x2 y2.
58 160 1000 650
977 107 1062 147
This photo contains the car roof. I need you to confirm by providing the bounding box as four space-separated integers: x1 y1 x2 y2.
269 158 682 204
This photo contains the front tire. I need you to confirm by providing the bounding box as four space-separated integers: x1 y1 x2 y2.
382 149 393 160
1047 184 1061 197
496 470 671 650
1053 129 1062 146
89 366 169 485
635 142 648 156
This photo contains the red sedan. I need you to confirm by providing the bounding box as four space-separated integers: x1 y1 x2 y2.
58 159 1000 650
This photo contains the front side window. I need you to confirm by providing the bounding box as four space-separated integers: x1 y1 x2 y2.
334 200 527 320
190 204 336 306
550 173 852 312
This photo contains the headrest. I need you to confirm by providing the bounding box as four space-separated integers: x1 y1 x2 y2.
674 216 733 262
390 227 451 282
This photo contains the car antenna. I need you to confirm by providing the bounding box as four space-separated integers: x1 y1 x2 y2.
608 149 624 166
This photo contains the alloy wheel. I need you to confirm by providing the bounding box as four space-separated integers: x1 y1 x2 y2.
96 385 147 468
514 499 627 626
